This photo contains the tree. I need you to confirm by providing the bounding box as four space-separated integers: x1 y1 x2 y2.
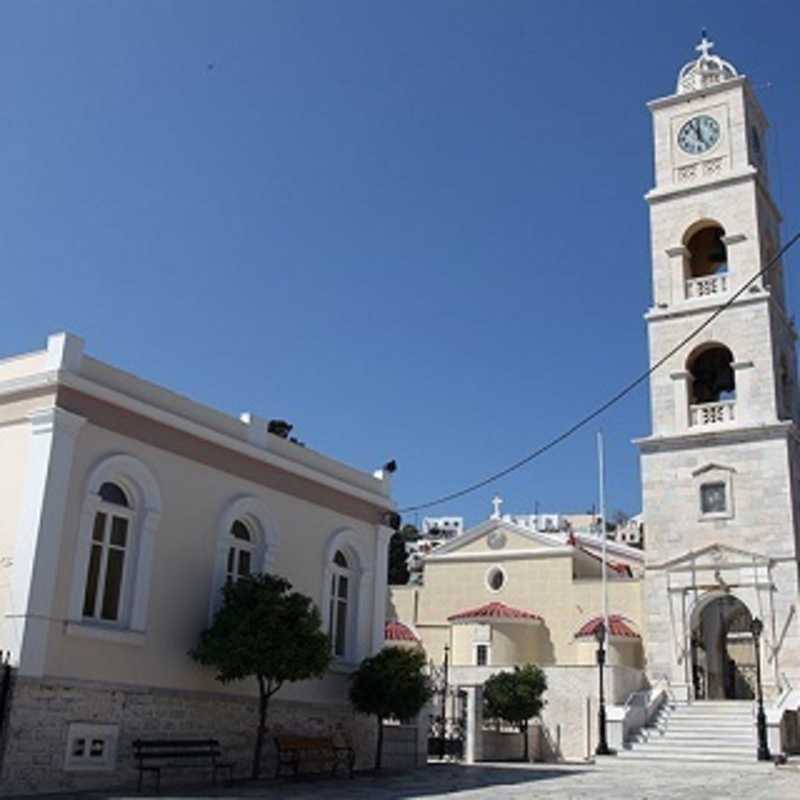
349 646 431 770
190 574 331 779
483 665 547 762
388 531 410 585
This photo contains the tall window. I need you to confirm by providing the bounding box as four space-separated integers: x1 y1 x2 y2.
226 519 254 584
82 482 132 623
329 550 351 658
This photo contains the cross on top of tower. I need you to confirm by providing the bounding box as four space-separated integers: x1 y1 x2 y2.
695 30 714 60
676 30 738 95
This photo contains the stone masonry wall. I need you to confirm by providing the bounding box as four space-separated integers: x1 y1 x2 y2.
0 676 377 796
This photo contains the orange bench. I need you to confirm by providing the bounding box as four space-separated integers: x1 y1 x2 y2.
273 735 355 779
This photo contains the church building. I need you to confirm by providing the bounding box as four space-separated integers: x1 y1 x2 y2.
391 34 800 763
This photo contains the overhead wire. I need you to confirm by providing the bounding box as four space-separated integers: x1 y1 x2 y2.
399 230 800 513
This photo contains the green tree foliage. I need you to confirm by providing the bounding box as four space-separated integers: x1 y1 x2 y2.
349 646 431 770
483 665 547 761
190 574 331 779
399 523 420 541
388 531 410 585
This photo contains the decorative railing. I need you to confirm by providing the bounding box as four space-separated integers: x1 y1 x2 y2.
690 400 735 427
685 273 729 299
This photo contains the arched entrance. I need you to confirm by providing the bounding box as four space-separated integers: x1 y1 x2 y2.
690 594 755 700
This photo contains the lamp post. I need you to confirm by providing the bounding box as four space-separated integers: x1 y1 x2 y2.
440 644 449 759
750 617 771 761
594 621 612 756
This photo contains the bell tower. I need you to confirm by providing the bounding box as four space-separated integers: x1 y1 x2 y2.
637 35 800 702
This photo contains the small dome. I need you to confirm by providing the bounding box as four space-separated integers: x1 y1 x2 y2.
677 32 738 95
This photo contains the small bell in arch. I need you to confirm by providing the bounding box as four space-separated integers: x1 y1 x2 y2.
709 229 727 264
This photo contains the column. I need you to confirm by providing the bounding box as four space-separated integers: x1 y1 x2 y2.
12 406 86 676
370 525 394 654
670 370 691 431
665 245 689 304
464 685 483 764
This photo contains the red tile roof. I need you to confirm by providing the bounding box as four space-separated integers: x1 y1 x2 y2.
575 614 640 640
447 601 543 624
384 620 419 643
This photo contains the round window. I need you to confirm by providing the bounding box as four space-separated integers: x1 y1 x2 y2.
487 566 505 592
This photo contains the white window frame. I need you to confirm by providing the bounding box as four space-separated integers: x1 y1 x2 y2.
210 496 277 619
322 528 372 667
67 455 162 645
474 643 492 666
81 486 134 623
329 551 352 659
485 565 507 593
64 723 119 772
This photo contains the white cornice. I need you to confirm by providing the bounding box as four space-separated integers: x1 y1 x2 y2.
643 288 770 322
634 421 796 454
426 548 574 564
646 75 747 111
65 372 394 510
0 369 393 511
645 167 757 205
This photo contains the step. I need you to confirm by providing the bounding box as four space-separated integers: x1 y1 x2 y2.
656 731 754 743
666 716 753 726
628 740 755 753
617 750 759 764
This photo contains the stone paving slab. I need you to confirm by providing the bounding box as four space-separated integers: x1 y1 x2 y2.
7 760 800 800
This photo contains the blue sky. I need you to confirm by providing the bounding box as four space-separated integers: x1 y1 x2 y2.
2 1 799 527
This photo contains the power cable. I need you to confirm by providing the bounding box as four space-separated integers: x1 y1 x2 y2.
399 230 800 513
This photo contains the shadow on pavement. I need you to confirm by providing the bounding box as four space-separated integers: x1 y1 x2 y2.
6 763 590 800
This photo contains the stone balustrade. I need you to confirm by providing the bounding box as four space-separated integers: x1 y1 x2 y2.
685 272 729 299
690 400 736 427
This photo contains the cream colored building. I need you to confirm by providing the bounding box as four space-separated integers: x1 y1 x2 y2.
0 332 397 794
389 509 645 760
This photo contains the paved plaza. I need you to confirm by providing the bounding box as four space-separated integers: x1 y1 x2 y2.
16 760 800 800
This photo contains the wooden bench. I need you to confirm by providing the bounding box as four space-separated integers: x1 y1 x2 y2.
132 738 234 792
273 735 355 779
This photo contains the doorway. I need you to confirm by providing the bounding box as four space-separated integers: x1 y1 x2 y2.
690 594 755 700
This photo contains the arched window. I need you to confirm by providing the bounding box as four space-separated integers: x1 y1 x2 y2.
322 528 372 664
68 454 162 639
225 519 255 584
211 496 277 617
685 224 728 278
688 344 736 404
329 550 352 658
82 482 133 622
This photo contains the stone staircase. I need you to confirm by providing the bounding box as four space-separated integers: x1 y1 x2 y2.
619 700 757 763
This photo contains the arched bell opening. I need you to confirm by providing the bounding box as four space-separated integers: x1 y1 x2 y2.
685 223 728 278
686 343 736 427
690 593 756 701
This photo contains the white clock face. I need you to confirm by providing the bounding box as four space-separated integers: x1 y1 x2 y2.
677 115 721 155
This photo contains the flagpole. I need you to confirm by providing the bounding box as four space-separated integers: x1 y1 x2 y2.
597 431 609 642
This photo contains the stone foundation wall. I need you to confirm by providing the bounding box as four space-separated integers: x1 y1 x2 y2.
0 676 377 796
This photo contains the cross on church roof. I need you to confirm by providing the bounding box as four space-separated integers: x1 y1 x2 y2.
696 30 714 60
491 495 503 519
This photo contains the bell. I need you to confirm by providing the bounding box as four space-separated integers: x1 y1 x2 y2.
709 233 727 263
709 246 726 263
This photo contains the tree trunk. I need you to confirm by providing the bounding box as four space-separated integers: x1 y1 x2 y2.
375 716 384 771
252 675 269 780
522 721 529 762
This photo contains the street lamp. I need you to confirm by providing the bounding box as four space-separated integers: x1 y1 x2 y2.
750 617 771 761
440 644 449 759
594 621 613 756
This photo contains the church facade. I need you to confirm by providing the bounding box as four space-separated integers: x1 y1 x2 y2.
636 36 800 708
